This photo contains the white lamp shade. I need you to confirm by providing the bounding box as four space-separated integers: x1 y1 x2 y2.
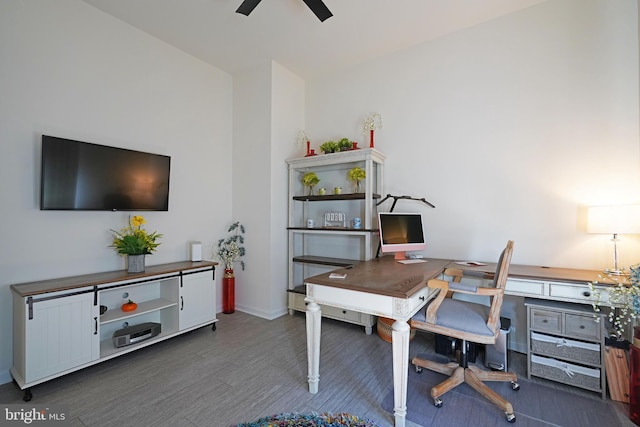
587 205 640 234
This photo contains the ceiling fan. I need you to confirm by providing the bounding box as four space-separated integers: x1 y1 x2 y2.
236 0 333 22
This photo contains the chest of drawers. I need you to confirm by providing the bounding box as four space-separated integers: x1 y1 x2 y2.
525 299 606 398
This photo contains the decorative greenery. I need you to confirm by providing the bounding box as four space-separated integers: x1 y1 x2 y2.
338 138 353 151
590 264 640 339
319 141 338 154
348 167 366 182
302 172 320 187
215 221 246 271
110 215 162 255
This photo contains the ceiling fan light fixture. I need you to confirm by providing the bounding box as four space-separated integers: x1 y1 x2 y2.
303 0 333 22
235 0 261 16
235 0 333 22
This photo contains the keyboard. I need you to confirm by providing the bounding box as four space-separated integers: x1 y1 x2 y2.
397 259 427 264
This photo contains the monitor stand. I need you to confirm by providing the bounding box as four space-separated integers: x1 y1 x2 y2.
394 251 407 260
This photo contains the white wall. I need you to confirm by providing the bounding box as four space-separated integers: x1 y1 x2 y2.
306 0 640 271
232 61 305 318
0 0 233 383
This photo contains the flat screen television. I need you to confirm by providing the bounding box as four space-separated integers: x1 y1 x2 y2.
40 135 170 211
378 212 426 260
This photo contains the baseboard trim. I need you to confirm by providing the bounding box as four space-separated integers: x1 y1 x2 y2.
233 304 288 320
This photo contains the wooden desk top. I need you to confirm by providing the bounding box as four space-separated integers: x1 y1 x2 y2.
304 257 451 299
450 262 609 285
304 256 616 302
11 261 217 297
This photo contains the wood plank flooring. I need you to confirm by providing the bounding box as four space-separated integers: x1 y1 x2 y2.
0 311 635 427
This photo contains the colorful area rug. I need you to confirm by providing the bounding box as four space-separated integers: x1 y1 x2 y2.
232 412 379 427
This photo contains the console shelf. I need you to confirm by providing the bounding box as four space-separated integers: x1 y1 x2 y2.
99 298 178 325
10 261 217 401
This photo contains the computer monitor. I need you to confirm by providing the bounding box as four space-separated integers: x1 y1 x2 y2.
378 212 426 260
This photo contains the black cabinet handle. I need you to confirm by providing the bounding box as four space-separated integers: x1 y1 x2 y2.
94 317 98 335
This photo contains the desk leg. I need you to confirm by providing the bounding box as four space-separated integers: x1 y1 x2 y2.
306 298 321 394
392 319 410 427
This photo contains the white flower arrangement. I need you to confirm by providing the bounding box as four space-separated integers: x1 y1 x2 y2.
590 264 640 339
215 222 246 271
362 113 382 133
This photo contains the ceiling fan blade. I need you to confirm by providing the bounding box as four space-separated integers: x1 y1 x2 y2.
302 0 333 22
236 0 262 16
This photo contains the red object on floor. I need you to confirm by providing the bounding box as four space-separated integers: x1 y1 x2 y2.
631 327 640 425
223 269 235 314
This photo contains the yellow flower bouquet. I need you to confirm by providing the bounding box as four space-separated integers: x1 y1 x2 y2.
110 215 162 255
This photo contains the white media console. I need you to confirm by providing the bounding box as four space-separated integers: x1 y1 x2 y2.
10 261 217 401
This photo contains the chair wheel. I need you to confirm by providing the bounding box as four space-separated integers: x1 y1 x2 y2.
506 413 516 423
415 366 423 374
511 381 520 391
433 397 443 408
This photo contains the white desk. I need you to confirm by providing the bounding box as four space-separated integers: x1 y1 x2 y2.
304 257 450 427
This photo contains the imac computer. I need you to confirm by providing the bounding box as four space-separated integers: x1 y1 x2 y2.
378 212 426 260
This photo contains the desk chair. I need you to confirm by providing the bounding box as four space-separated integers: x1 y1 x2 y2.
410 240 519 423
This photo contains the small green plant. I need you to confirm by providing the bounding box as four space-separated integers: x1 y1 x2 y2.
338 138 353 151
348 167 366 182
302 172 320 187
319 141 338 154
215 221 246 271
302 172 320 195
348 167 366 193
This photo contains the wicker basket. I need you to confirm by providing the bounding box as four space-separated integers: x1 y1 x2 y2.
531 332 601 365
377 317 416 343
530 354 601 391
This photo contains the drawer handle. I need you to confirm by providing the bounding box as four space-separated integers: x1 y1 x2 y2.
419 296 425 301
580 325 585 329
542 319 548 323
582 291 591 297
342 310 347 314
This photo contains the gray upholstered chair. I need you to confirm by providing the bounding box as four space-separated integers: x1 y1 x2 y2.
410 240 519 423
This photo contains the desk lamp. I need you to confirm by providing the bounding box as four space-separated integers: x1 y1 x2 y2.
587 204 640 275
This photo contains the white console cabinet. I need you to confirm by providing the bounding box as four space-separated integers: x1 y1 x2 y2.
11 261 217 401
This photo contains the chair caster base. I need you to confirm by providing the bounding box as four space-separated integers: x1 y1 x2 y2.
506 413 516 423
511 381 520 391
433 397 443 408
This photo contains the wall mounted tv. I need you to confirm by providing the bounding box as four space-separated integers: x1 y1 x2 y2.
40 135 170 211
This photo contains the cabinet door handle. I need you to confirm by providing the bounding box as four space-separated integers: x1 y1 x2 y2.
181 296 184 310
94 317 98 335
419 296 425 301
542 319 548 323
582 291 591 297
